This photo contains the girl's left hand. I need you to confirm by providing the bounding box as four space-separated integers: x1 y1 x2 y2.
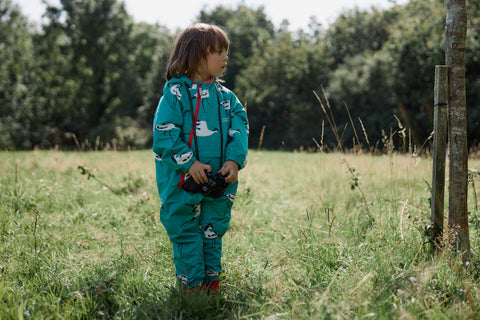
219 160 239 183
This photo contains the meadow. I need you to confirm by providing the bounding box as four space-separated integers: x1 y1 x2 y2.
1 150 480 319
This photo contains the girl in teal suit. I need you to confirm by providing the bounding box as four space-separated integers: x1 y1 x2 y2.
153 23 248 293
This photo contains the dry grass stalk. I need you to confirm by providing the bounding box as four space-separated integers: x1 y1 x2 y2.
313 89 343 151
358 117 370 147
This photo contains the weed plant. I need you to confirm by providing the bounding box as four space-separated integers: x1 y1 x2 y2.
1 150 480 319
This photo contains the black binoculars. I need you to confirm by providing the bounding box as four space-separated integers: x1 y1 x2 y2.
182 171 229 198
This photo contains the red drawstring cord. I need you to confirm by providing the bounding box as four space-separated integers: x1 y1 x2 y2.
179 84 202 188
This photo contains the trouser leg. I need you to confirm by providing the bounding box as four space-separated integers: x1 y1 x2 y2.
160 198 205 288
200 194 235 282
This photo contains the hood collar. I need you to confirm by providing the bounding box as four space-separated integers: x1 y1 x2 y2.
168 74 217 88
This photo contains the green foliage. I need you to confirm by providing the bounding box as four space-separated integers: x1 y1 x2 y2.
382 0 446 144
236 29 329 149
328 51 398 146
0 0 37 149
465 0 480 145
328 0 479 149
0 0 174 150
44 0 137 143
197 5 275 90
1 0 480 150
132 23 174 134
324 6 400 68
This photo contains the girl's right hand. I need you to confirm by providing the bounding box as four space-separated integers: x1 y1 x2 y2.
187 160 212 184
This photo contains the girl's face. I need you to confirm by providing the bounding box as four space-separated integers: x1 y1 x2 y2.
192 48 228 82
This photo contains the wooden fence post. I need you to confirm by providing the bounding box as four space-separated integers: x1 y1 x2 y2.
431 65 448 251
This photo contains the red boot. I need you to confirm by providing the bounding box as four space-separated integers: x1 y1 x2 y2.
204 280 220 296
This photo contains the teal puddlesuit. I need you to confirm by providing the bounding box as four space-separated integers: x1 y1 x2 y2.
153 75 248 288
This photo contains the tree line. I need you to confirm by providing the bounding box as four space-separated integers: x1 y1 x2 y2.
1 0 479 151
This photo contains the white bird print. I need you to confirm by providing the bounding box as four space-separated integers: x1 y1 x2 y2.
220 101 231 110
170 84 182 100
173 151 193 164
177 274 188 285
193 204 201 219
196 120 218 136
192 89 209 99
155 123 176 131
203 224 218 239
218 86 230 93
206 270 219 277
228 129 240 137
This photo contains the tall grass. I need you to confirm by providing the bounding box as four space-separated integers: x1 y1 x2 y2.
1 150 480 319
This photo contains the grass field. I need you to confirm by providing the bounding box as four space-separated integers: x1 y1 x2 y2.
1 150 480 319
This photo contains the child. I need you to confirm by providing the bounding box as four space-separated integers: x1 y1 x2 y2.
153 24 249 293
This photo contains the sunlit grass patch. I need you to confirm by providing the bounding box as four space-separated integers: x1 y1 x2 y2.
1 150 480 318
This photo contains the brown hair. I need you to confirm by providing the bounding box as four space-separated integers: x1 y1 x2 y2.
166 23 229 80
